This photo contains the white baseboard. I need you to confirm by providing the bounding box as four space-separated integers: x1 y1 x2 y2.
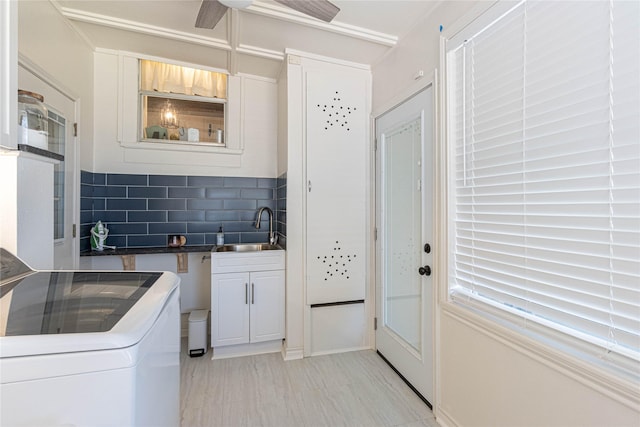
434 405 459 427
211 340 283 360
310 345 371 357
282 346 304 361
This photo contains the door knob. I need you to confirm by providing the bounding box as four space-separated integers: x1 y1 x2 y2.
418 265 431 276
424 243 431 253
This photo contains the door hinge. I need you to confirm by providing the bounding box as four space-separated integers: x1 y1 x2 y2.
374 317 378 330
72 224 77 238
374 227 378 241
374 138 377 151
73 123 78 137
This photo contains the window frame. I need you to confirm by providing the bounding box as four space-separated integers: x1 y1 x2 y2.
438 0 640 395
116 52 242 156
138 90 227 147
137 60 228 148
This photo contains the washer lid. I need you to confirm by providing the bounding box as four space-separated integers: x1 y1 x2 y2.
0 248 33 285
0 270 179 358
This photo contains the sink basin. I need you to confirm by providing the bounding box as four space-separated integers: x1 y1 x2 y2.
214 243 282 253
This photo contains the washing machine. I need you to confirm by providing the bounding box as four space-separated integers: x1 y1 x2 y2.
0 248 181 426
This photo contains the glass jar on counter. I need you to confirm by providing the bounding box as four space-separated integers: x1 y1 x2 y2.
18 90 48 150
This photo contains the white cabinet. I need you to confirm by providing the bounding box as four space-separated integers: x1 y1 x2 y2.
211 270 285 346
210 249 285 357
1 0 17 150
284 54 370 306
303 62 370 305
0 152 56 269
281 52 371 356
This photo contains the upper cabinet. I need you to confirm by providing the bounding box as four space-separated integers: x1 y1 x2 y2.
1 0 17 150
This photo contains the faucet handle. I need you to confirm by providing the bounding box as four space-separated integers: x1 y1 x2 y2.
270 234 278 245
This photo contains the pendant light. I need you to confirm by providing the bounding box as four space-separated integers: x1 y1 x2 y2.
160 99 178 129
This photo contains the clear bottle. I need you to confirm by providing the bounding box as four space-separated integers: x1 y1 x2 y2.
216 227 224 246
17 90 48 150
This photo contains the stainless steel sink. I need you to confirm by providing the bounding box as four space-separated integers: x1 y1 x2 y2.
214 243 282 252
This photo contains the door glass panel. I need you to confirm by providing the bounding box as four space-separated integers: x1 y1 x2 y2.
383 118 422 353
48 110 66 240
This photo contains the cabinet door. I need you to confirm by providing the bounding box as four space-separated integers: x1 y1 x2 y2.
305 66 369 304
249 270 285 343
211 272 250 347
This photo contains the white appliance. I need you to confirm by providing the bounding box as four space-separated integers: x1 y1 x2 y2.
0 248 181 427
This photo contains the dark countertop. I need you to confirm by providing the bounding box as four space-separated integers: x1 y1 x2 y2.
80 245 214 256
17 144 64 161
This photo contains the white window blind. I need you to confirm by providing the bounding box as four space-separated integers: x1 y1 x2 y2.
446 0 640 373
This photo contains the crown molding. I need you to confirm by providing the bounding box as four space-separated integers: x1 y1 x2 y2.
236 44 285 61
58 2 397 64
247 1 398 47
59 7 232 51
49 0 96 50
284 48 370 71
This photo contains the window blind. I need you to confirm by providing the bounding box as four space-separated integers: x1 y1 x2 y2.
446 0 640 371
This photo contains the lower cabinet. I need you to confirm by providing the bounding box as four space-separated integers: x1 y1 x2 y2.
211 270 285 347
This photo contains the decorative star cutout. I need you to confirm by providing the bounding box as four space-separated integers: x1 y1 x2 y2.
316 91 356 131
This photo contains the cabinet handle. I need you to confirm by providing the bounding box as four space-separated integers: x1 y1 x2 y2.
245 283 248 304
251 283 255 304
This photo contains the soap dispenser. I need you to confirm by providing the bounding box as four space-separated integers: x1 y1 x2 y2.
216 227 224 246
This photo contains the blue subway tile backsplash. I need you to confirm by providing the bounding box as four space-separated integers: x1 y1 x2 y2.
149 174 187 186
168 187 205 199
148 198 186 211
80 171 283 252
128 186 167 199
168 210 206 222
187 176 223 187
128 210 167 223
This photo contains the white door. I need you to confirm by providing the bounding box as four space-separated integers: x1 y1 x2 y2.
211 272 250 346
375 86 434 406
18 65 77 269
249 270 285 343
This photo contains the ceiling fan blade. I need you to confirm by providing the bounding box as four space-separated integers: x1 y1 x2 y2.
274 0 340 23
195 0 228 29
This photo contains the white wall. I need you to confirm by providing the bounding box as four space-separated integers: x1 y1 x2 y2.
18 0 94 171
92 51 278 178
372 1 640 426
372 1 480 112
80 252 212 314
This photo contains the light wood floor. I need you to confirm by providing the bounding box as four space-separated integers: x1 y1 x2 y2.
180 344 436 427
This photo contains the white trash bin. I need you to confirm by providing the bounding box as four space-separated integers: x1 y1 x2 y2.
188 310 208 357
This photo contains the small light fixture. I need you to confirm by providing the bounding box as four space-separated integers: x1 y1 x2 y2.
160 99 178 129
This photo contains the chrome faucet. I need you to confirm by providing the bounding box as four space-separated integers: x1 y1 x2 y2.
254 207 277 245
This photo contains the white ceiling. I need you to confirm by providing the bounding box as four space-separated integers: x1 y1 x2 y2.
55 0 443 78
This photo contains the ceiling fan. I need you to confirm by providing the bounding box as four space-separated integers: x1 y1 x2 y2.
195 0 341 29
